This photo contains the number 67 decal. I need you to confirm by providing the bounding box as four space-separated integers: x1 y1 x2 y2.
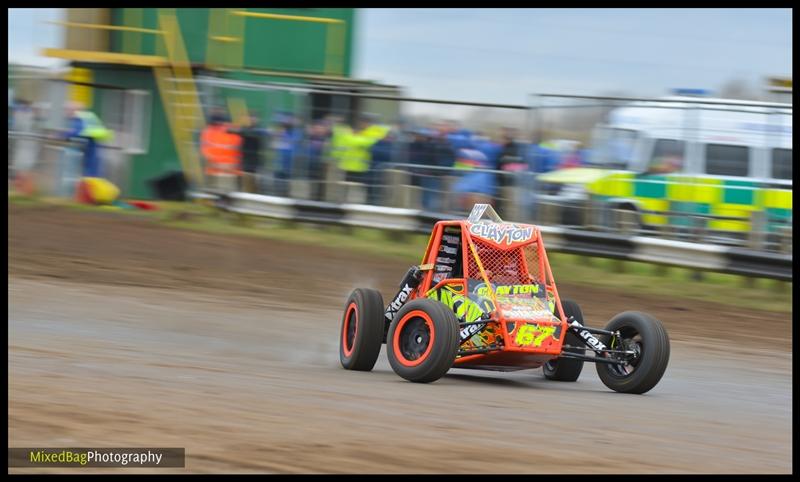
514 324 556 347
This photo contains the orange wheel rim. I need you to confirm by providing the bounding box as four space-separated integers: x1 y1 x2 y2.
392 310 435 367
342 302 358 357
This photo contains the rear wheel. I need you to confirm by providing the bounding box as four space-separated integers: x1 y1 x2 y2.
387 299 459 383
596 311 670 394
339 288 385 371
543 299 585 382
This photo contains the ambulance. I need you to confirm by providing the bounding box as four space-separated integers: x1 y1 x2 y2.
536 96 792 241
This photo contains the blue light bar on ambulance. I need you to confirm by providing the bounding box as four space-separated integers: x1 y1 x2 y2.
671 88 711 96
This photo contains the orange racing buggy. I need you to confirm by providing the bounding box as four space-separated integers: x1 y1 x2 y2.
339 204 670 394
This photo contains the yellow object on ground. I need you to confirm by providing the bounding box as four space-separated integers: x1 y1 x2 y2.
82 177 120 204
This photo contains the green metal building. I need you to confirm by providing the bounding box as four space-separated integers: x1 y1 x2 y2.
45 8 400 198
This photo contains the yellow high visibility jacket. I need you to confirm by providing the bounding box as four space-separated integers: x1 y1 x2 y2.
332 124 390 173
75 111 114 142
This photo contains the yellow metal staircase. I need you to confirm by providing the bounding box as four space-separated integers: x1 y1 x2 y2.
153 11 205 188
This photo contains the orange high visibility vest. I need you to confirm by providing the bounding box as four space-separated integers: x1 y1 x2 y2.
201 124 243 175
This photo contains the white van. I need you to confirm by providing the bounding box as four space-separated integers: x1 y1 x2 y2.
591 96 792 180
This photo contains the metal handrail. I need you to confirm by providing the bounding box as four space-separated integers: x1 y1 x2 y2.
7 130 125 150
533 93 792 109
231 11 344 24
46 20 164 35
381 163 517 176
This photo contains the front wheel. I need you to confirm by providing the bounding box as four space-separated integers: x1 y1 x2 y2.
387 299 459 383
596 311 670 394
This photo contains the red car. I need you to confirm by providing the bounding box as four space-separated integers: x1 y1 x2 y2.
339 204 670 394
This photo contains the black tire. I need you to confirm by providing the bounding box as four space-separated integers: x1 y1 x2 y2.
386 298 459 383
543 299 585 382
339 288 385 371
596 311 670 394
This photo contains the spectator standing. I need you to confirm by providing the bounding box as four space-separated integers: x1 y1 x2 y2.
407 128 435 209
560 143 581 169
272 112 302 197
305 119 331 201
452 146 494 212
447 125 474 153
332 113 389 200
228 112 267 193
63 101 114 178
201 109 242 193
525 134 561 174
473 132 502 170
368 126 395 205
425 123 456 212
495 127 526 215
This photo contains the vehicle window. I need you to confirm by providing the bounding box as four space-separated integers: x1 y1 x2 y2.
608 128 637 167
648 139 685 174
591 127 638 169
771 148 792 180
705 144 750 177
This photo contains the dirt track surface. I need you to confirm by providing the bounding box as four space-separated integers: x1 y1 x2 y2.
9 205 793 473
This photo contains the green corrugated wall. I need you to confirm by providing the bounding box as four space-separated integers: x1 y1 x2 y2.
110 8 354 76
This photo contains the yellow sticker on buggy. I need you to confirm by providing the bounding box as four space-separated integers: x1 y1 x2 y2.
514 324 557 347
475 283 541 297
